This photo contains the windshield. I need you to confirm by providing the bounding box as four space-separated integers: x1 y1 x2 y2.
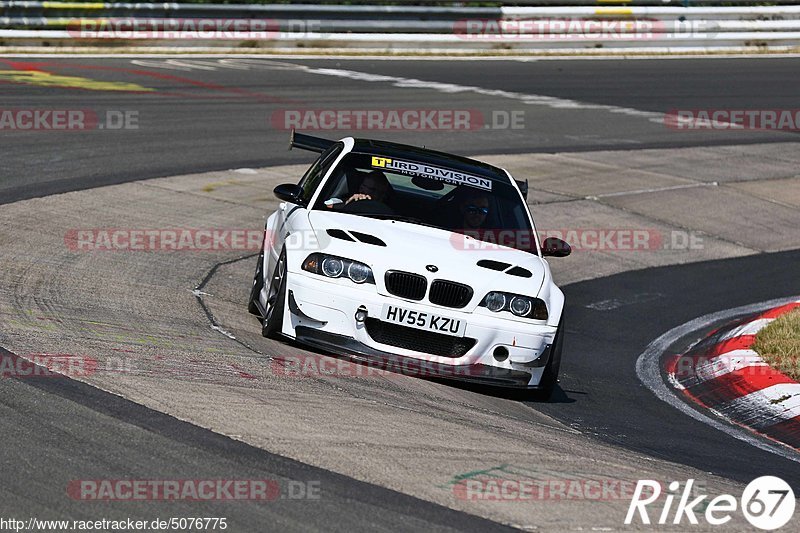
312 152 536 253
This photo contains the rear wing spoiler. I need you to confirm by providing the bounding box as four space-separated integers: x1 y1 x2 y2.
289 129 335 153
287 130 529 200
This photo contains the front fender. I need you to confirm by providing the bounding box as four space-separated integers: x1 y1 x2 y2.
264 210 282 274
538 278 565 329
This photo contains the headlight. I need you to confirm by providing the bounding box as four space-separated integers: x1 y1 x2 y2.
480 291 548 320
510 296 532 317
321 257 344 278
484 292 506 312
303 253 374 284
347 262 371 284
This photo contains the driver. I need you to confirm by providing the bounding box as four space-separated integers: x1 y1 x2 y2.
345 170 390 205
457 189 491 230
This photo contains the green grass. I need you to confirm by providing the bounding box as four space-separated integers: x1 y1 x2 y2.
752 309 800 381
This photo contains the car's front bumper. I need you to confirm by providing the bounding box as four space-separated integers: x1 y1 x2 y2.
281 271 558 388
294 326 539 388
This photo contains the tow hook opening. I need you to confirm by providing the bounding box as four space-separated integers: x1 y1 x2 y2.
493 346 509 362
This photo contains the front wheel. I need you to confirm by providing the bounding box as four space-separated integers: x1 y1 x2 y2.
261 248 287 339
248 248 265 316
531 319 564 401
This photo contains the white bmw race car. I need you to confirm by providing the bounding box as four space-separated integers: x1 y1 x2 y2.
249 132 570 398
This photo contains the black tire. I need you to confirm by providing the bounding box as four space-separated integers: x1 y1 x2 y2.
261 248 287 339
531 318 564 401
248 248 265 316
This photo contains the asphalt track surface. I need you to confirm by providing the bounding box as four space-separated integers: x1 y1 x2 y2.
0 349 511 532
1 56 800 528
2 56 800 204
544 250 800 488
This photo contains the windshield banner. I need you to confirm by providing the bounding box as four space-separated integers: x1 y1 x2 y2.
371 156 492 191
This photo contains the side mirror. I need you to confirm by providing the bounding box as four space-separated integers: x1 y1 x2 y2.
541 237 571 257
274 184 305 205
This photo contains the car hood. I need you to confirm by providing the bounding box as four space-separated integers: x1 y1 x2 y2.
307 210 547 302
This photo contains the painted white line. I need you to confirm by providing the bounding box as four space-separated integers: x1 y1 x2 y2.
721 383 800 430
718 317 774 341
285 64 665 123
121 57 685 126
589 181 717 199
129 59 196 71
635 295 800 462
211 324 237 341
259 61 744 131
584 292 664 311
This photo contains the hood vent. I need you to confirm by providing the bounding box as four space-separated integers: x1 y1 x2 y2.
326 229 386 247
327 229 355 242
477 259 510 271
506 266 532 278
477 259 533 279
350 231 386 247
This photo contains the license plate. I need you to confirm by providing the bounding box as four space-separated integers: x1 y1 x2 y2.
381 304 466 337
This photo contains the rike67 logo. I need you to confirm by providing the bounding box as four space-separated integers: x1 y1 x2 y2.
626 476 795 530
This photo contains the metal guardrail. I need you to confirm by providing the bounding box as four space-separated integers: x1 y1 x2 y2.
2 2 800 52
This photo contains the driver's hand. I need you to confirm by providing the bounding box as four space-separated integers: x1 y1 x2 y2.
346 193 372 205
